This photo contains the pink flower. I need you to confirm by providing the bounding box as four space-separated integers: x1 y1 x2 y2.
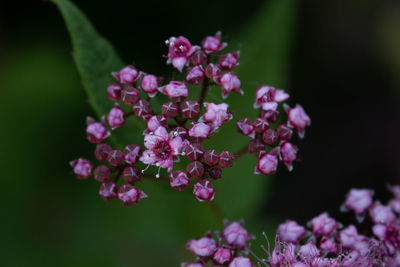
213 247 232 265
106 83 122 100
279 142 298 171
186 236 217 257
255 152 278 175
320 239 337 254
204 63 221 80
218 72 243 99
218 51 240 70
285 104 311 138
140 126 184 172
161 81 189 103
141 74 159 98
99 182 117 201
298 243 320 261
338 225 361 249
201 31 227 54
186 66 204 85
310 213 338 237
146 115 168 133
369 203 396 225
166 36 198 72
193 180 215 202
169 171 190 191
118 184 147 206
223 221 251 249
112 65 138 84
86 117 110 143
229 257 253 267
372 224 400 254
107 104 125 130
124 144 141 165
344 189 374 216
70 158 92 179
236 118 255 138
201 103 232 129
188 122 212 139
277 220 306 244
254 85 289 109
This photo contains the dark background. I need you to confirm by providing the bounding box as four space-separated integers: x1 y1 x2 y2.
1 0 399 266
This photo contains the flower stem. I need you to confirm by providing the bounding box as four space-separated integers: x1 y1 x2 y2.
208 200 225 227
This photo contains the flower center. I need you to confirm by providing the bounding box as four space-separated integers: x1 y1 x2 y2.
154 141 171 160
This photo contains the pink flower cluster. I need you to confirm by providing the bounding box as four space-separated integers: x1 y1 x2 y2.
183 220 253 267
237 85 311 174
182 185 400 266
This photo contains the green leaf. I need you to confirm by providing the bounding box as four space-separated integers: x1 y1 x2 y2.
52 0 143 145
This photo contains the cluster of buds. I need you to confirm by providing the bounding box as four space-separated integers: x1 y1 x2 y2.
183 220 254 267
182 185 400 266
237 85 311 174
70 31 310 205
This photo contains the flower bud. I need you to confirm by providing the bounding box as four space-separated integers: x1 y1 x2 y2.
223 221 251 249
122 166 141 184
248 139 265 155
146 115 168 133
185 142 204 161
280 142 297 171
204 150 219 166
94 143 112 161
182 101 200 119
213 247 232 265
202 103 232 129
209 168 222 179
228 257 252 267
262 129 278 145
237 117 255 138
204 63 221 79
121 86 140 105
186 66 204 85
162 81 188 103
99 182 117 201
187 161 204 178
188 122 212 140
169 171 190 191
253 118 270 133
190 50 207 65
369 203 396 225
106 83 122 100
255 152 278 175
262 109 280 123
123 145 141 165
277 220 306 244
162 102 179 118
218 72 242 99
107 104 125 129
310 213 338 237
286 104 311 139
193 180 215 202
344 189 374 215
86 117 110 143
201 31 227 54
320 239 337 254
298 243 319 261
118 184 147 206
171 126 187 138
186 236 217 257
133 99 151 118
218 51 240 70
113 65 138 84
141 74 159 98
338 225 360 249
219 151 234 168
277 125 293 141
93 165 110 182
107 149 124 166
70 158 92 179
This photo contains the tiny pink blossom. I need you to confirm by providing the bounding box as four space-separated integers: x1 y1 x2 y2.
389 199 400 214
218 72 243 99
186 66 204 85
223 221 251 249
310 213 338 237
188 122 212 139
237 117 255 138
338 225 360 249
107 104 125 129
86 117 110 143
186 236 216 257
344 189 374 215
204 63 221 80
193 180 215 202
106 82 122 100
201 103 232 129
279 142 298 171
141 74 159 98
213 247 232 265
166 36 198 72
255 152 278 175
146 115 168 133
113 65 138 84
277 220 306 244
118 184 147 206
218 51 240 70
169 171 190 191
298 243 320 261
190 50 207 65
229 257 253 267
285 104 311 138
369 203 396 225
201 31 227 54
99 182 117 201
319 239 337 254
70 158 92 179
162 81 189 103
124 144 141 165
254 86 289 109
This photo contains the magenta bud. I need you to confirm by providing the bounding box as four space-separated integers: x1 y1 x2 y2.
185 142 204 161
124 144 141 165
190 50 207 65
107 149 124 166
188 122 212 140
193 180 215 202
162 81 188 103
169 171 190 191
146 115 168 133
93 165 110 182
182 101 200 119
344 189 374 215
263 129 278 145
223 221 251 249
171 126 187 139
121 86 140 105
86 117 110 143
118 184 147 206
218 72 242 99
286 104 311 139
310 213 339 237
280 142 297 171
277 220 306 244
255 152 278 175
253 118 270 133
70 158 92 179
132 99 151 118
107 104 125 129
141 74 159 98
237 117 255 138
248 139 265 155
201 31 227 54
262 109 280 123
209 168 222 180
204 63 221 79
122 166 141 184
94 143 112 161
162 102 179 118
204 150 219 166
213 247 232 265
219 151 234 168
99 182 117 201
218 51 240 70
229 257 252 267
113 65 138 84
187 161 204 178
186 66 204 85
277 125 293 141
186 236 217 257
106 83 122 100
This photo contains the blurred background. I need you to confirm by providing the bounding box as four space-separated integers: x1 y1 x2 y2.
1 0 399 266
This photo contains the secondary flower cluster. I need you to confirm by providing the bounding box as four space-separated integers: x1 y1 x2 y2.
237 85 311 175
183 220 254 267
182 185 400 266
70 31 310 205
